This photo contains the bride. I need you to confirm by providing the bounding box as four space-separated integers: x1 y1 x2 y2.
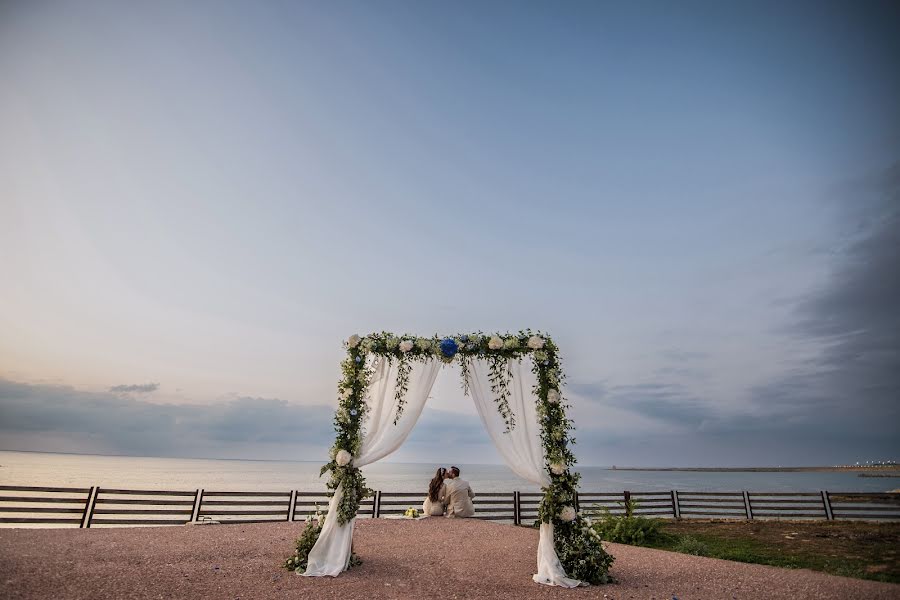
422 467 448 516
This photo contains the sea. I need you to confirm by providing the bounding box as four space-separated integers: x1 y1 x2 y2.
1 450 896 494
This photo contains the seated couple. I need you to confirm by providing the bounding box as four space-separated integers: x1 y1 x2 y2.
422 466 475 518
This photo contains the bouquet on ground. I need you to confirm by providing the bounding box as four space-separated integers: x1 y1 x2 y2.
404 507 419 518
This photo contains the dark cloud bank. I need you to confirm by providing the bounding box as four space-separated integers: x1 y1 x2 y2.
109 383 159 393
572 163 900 465
0 379 337 459
0 379 489 462
762 163 900 453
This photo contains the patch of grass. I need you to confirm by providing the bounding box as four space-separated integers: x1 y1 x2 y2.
670 535 709 556
636 520 900 584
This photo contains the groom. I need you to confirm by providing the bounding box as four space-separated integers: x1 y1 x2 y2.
443 466 475 518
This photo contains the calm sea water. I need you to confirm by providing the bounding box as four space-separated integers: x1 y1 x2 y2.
1 450 896 494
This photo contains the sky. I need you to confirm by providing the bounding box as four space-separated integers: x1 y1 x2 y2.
1 0 898 467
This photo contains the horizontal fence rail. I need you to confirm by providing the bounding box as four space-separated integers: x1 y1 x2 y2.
88 488 197 527
1 485 897 527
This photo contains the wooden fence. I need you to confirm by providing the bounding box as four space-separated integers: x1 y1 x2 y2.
1 485 897 527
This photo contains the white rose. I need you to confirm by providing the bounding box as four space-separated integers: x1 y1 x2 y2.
399 340 414 353
488 336 503 350
335 449 352 467
550 461 566 475
527 335 545 349
347 334 361 348
341 388 353 399
559 506 577 522
547 389 560 404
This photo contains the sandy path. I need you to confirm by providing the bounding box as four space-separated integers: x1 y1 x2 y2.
1 518 897 599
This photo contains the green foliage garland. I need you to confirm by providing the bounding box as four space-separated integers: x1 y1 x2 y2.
487 355 516 431
312 330 613 584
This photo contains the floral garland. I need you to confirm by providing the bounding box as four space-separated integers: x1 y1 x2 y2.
317 330 613 584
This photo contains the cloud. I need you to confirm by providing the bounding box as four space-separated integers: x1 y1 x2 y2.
109 382 159 393
659 349 709 362
753 163 900 436
570 163 900 465
566 381 608 402
684 159 900 460
0 377 504 464
603 382 711 429
0 378 336 459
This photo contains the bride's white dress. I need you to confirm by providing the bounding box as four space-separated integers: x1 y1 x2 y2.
421 483 446 516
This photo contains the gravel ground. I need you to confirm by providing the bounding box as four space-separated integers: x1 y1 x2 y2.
1 518 898 599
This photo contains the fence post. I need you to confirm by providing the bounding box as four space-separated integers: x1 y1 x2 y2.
374 490 382 519
624 491 632 517
287 490 297 521
672 490 681 519
80 486 97 529
742 490 753 520
189 489 204 523
83 486 100 528
513 491 520 526
821 490 834 521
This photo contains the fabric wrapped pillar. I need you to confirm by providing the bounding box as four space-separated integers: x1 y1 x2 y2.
467 358 581 588
303 358 441 577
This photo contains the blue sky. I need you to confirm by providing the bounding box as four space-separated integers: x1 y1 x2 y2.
1 0 898 466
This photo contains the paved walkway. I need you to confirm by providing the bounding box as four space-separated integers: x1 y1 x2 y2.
1 518 897 599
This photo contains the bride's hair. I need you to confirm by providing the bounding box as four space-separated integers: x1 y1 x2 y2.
428 467 447 502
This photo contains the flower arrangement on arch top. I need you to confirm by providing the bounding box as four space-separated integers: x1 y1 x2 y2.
439 338 459 358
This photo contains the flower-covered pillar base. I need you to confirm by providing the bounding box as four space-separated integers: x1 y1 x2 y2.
534 523 581 587
302 483 355 576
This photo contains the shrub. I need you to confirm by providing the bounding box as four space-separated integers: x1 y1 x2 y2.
590 500 666 546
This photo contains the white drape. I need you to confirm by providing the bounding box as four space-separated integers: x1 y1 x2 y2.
303 357 441 577
467 358 582 588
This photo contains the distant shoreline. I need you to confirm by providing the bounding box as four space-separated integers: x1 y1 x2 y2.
2 450 897 472
608 466 900 473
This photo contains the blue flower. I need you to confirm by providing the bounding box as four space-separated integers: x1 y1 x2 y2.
460 335 469 342
354 356 362 363
439 337 459 358
349 409 357 416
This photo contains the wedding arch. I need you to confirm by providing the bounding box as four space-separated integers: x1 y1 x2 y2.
299 331 613 586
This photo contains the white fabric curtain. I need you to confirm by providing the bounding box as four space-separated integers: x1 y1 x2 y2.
467 358 581 588
303 357 441 577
